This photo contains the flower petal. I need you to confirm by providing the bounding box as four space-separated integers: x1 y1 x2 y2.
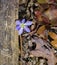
24 21 32 26
18 28 23 35
16 20 21 25
24 26 30 32
22 19 25 23
16 25 20 30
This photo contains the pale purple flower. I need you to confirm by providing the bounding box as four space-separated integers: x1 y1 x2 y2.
16 19 32 35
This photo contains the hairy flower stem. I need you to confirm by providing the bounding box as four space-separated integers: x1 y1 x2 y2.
20 35 23 65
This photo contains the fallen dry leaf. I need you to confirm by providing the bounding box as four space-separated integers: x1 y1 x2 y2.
51 40 57 48
30 38 57 65
48 32 57 40
37 25 46 35
44 9 57 20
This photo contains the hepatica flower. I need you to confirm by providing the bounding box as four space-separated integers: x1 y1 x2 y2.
16 19 32 35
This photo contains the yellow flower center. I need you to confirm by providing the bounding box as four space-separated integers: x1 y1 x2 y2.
20 23 25 28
